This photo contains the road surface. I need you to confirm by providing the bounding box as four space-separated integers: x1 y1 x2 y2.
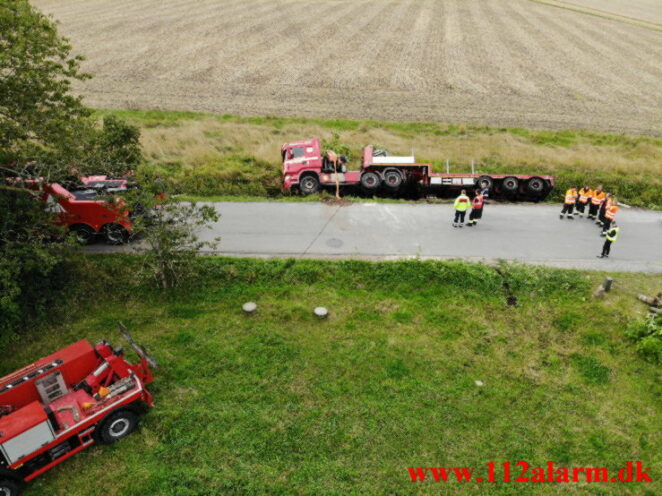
90 202 662 273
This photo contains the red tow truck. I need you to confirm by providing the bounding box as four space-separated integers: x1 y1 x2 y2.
0 328 156 496
281 138 554 200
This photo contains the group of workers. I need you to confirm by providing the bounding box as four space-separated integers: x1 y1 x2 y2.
561 185 621 258
452 189 485 228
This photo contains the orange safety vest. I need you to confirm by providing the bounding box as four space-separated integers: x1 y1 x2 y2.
605 205 619 220
591 191 606 205
564 190 577 204
578 188 592 203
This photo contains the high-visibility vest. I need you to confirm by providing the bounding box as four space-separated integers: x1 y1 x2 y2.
591 192 606 205
606 226 620 242
605 205 619 220
564 190 577 204
472 195 484 209
454 195 471 212
578 188 592 203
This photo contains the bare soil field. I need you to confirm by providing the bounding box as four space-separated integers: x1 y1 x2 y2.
556 0 661 25
34 0 662 134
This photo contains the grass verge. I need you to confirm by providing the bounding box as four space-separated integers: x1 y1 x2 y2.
96 110 662 209
1 256 660 495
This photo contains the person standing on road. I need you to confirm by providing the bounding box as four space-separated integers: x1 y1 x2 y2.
453 189 471 228
598 193 613 227
560 186 578 219
601 198 619 236
598 221 619 258
575 185 592 218
588 185 605 220
467 189 484 227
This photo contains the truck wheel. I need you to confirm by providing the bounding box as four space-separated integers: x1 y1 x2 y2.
360 172 381 192
501 176 519 193
526 177 546 195
475 175 493 191
103 223 129 245
299 175 320 195
0 479 20 496
71 224 96 245
383 169 403 190
95 409 138 444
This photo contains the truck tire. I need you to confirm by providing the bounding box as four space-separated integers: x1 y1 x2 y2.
95 409 138 444
299 174 320 195
360 172 381 192
103 223 129 245
501 176 519 193
0 479 20 496
71 224 96 245
383 169 403 190
475 175 493 191
526 177 546 195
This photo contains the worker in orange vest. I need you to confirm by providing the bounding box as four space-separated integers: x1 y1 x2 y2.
560 186 578 219
601 198 619 236
588 185 605 220
598 193 613 227
575 185 592 218
467 189 484 226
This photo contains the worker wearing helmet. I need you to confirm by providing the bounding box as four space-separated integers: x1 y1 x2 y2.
575 185 592 218
598 221 619 258
601 198 619 236
560 186 578 219
452 190 471 228
588 185 605 220
467 189 484 226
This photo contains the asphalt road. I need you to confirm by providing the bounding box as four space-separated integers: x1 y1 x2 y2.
91 202 662 273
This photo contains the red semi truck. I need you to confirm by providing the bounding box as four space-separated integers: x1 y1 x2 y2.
0 330 155 496
281 138 554 200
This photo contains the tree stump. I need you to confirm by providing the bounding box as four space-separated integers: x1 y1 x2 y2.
242 302 257 314
314 307 329 319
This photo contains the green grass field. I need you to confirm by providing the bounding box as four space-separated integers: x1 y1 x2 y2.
2 257 660 495
96 110 662 209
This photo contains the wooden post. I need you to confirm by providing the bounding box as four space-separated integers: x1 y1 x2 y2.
242 302 257 314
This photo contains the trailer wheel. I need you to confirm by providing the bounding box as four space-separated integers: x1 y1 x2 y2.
475 175 493 191
299 174 320 195
0 479 20 496
501 176 519 193
360 172 381 192
103 223 129 245
95 409 138 444
383 169 403 190
70 224 96 245
526 177 546 195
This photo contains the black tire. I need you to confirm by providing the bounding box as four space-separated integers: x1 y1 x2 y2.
526 177 546 195
103 223 129 245
383 169 403 190
71 224 96 245
95 409 138 445
475 175 493 191
299 174 320 195
501 176 519 193
0 479 20 496
360 171 381 191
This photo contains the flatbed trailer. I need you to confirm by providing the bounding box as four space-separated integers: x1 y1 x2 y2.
282 138 554 200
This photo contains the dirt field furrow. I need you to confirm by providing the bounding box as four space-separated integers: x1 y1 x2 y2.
32 0 662 134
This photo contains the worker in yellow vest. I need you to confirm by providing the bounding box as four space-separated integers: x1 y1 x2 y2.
452 189 471 228
598 221 619 258
560 186 578 219
575 185 592 218
601 199 619 236
588 185 605 220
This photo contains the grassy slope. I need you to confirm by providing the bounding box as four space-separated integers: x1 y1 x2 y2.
97 110 662 209
2 257 660 496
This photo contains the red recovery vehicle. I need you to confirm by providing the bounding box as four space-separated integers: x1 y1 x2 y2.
41 178 133 245
0 328 156 496
281 138 554 200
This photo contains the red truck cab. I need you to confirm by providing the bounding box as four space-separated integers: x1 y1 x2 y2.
0 337 154 496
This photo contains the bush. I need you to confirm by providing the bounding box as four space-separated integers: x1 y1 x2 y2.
625 314 661 364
